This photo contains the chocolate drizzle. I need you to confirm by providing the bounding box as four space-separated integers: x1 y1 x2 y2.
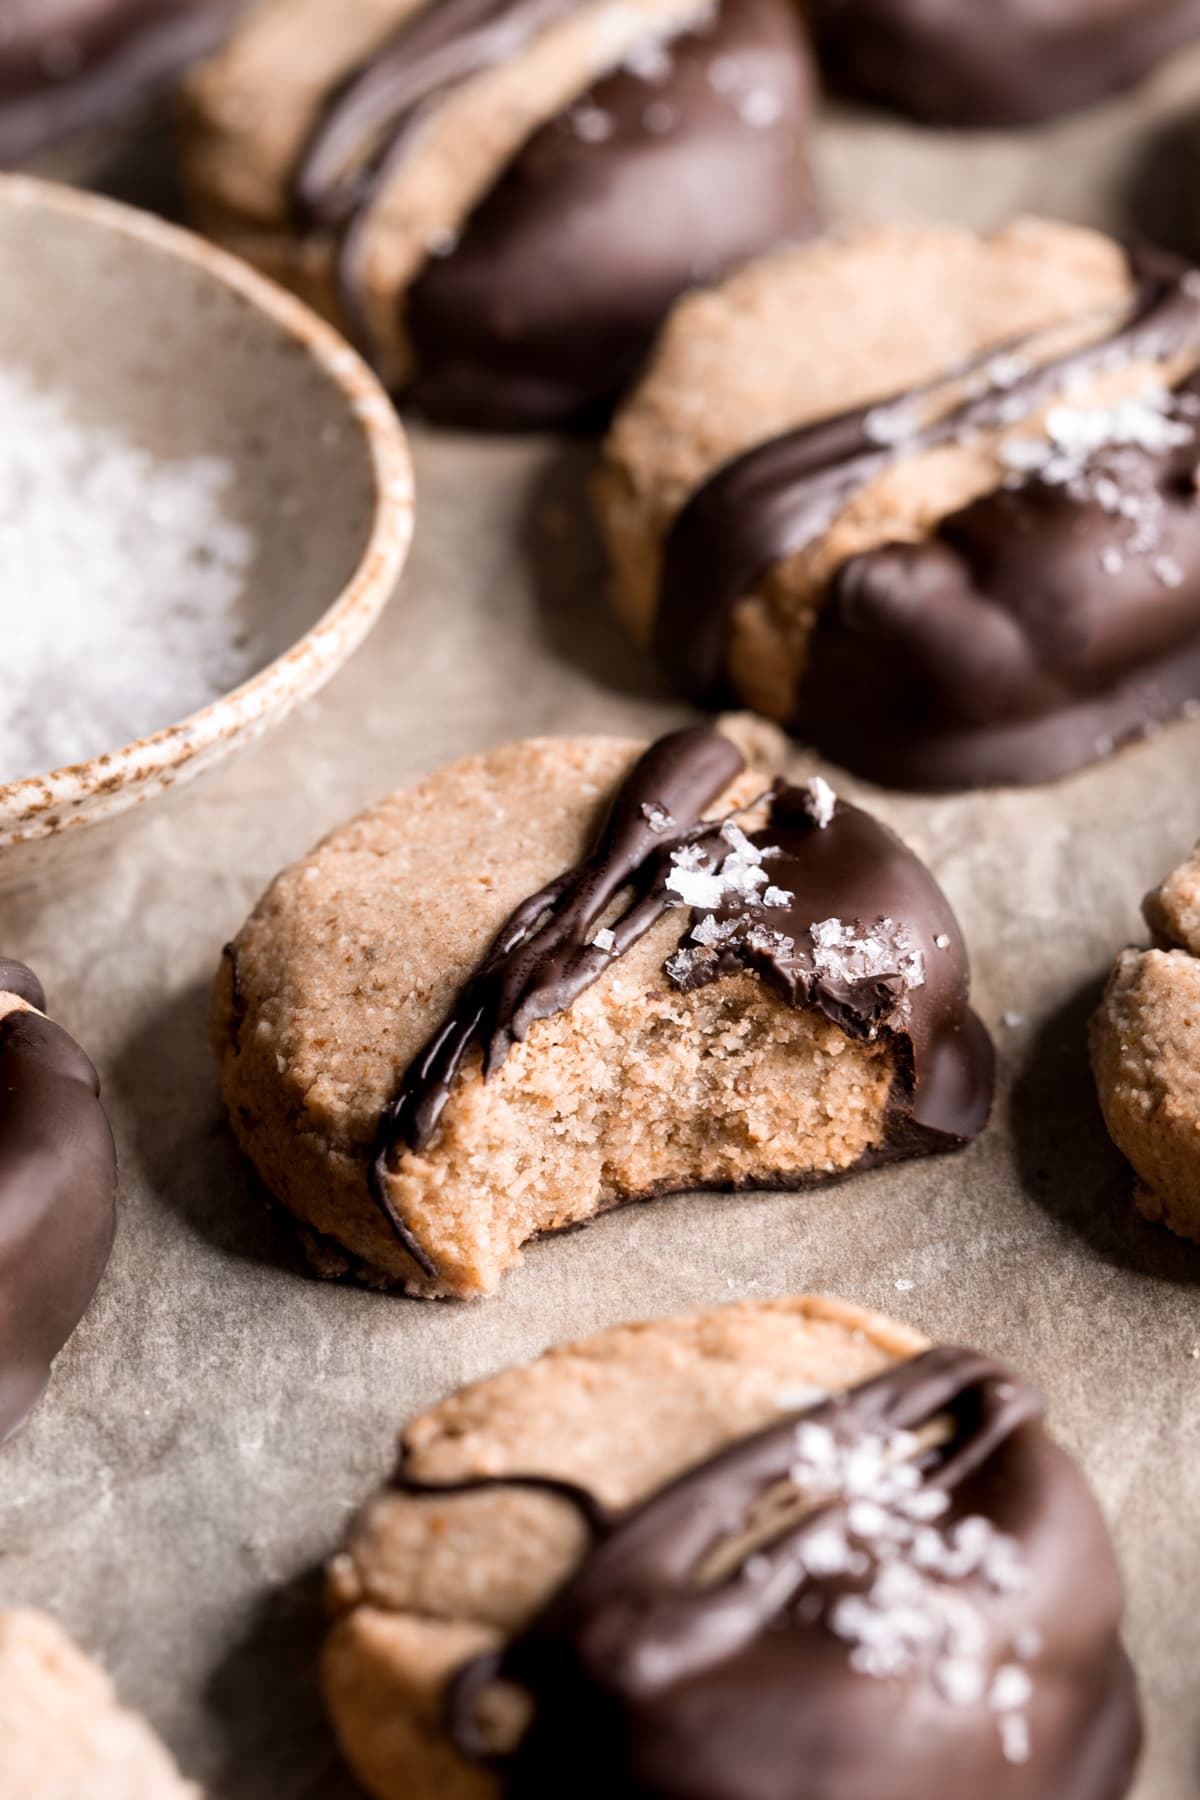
368 729 992 1277
399 1349 1141 1797
369 727 744 1271
293 0 815 428
0 0 242 164
656 256 1200 789
806 0 1200 129
0 961 117 1443
294 0 581 231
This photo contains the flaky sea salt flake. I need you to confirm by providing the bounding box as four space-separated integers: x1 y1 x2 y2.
642 801 675 833
803 774 837 828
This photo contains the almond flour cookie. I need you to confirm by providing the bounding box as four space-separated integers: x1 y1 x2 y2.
805 0 1200 128
212 729 993 1298
322 1293 1141 1800
182 0 816 429
0 1608 199 1799
597 218 1200 790
0 958 117 1443
1091 840 1200 1241
0 0 242 163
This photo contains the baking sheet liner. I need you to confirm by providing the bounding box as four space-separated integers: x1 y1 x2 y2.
6 55 1200 1798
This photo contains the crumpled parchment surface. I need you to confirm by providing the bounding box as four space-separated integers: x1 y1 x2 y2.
4 53 1200 1798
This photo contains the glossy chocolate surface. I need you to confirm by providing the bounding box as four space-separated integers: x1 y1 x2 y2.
422 1349 1142 1798
0 961 117 1441
806 0 1200 128
406 0 817 427
657 258 1200 789
298 0 816 428
0 0 242 163
369 729 992 1275
666 779 993 1142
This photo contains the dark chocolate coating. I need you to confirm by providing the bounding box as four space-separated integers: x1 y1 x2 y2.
0 963 117 1442
369 727 745 1272
806 0 1200 128
406 0 818 427
299 0 817 429
672 781 993 1141
657 258 1200 789
798 373 1200 788
0 0 243 164
369 728 992 1276
431 1349 1141 1798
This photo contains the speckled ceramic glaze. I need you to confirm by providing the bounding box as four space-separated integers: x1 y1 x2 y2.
0 174 414 887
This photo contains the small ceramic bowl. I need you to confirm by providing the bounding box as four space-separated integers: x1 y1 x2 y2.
0 174 414 888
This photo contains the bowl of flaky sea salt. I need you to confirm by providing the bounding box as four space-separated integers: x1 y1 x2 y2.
0 174 413 886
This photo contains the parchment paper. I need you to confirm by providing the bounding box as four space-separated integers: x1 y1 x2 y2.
5 54 1200 1799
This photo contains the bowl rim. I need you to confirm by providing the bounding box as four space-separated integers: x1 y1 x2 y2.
0 171 414 842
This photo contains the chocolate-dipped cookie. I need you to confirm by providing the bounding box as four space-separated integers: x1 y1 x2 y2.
806 0 1200 129
598 218 1200 791
0 959 117 1441
212 728 992 1298
0 0 243 164
183 0 817 428
1092 835 1200 1242
322 1294 1141 1800
0 1608 199 1797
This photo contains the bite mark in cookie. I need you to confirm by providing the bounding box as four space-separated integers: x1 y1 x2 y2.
1092 840 1200 1242
0 959 117 1442
322 1297 1141 1800
183 0 816 427
600 221 1200 790
214 730 992 1298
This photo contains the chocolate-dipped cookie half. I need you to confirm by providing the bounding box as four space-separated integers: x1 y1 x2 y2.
0 0 244 164
323 1295 1141 1800
805 0 1200 129
599 218 1200 791
0 959 117 1441
212 728 992 1298
183 0 817 429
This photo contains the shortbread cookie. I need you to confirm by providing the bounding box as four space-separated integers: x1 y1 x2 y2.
806 0 1200 128
0 958 116 1442
597 218 1200 790
213 728 993 1298
322 1294 1141 1800
182 0 816 428
0 1608 199 1799
0 0 242 163
1091 840 1200 1240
